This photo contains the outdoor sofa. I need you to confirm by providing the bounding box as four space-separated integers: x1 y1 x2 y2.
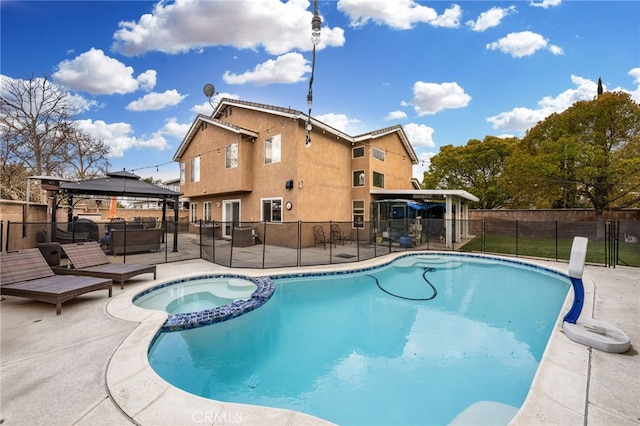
56 242 156 289
108 228 163 255
0 248 112 314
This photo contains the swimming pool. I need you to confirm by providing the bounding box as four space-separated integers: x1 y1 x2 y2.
147 254 570 425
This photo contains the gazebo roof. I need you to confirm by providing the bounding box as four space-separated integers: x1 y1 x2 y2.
59 171 181 199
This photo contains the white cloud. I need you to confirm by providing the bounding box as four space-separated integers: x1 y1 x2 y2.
530 0 562 9
466 6 516 32
628 68 640 102
315 112 362 134
75 118 169 158
52 48 155 95
223 53 311 86
337 0 461 29
137 70 157 91
126 89 187 111
191 92 240 116
403 123 435 148
112 0 345 57
385 110 408 120
430 4 462 28
405 81 471 115
486 31 563 57
486 74 598 133
158 117 191 139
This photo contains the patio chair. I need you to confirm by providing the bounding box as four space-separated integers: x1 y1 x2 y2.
313 225 332 250
331 224 352 245
57 241 156 289
0 248 112 314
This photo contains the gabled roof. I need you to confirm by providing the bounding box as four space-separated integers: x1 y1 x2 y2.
353 124 419 163
60 171 181 198
173 98 419 164
173 114 259 160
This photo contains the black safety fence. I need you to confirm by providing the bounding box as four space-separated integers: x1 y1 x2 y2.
2 218 638 268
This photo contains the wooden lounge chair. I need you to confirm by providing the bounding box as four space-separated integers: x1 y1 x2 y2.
331 224 352 245
57 241 156 290
0 249 112 314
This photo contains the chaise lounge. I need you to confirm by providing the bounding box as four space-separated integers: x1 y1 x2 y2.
57 241 157 289
0 249 112 314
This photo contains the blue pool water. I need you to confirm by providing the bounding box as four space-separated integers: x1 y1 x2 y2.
148 254 570 425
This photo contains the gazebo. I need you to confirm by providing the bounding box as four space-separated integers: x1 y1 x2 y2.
58 171 182 252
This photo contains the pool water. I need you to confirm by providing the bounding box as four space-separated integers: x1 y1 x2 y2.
148 255 569 425
134 277 257 315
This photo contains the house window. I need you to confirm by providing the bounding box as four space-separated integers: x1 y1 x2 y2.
373 171 385 188
265 134 281 164
226 143 238 169
261 198 282 222
180 162 185 185
204 202 212 223
190 157 200 182
353 200 365 228
190 202 198 222
353 170 365 187
352 146 365 158
373 147 385 161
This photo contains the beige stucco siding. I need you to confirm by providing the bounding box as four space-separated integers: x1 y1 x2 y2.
177 101 417 229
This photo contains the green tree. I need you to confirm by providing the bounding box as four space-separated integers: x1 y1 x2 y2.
142 177 162 185
422 136 519 209
506 91 640 236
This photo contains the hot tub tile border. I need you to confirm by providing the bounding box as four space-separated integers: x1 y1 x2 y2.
158 276 275 332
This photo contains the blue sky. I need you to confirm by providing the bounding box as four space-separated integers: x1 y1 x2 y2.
2 0 639 183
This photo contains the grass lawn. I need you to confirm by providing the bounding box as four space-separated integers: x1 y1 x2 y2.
460 235 640 267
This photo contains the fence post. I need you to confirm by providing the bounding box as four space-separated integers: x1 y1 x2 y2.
329 220 333 264
297 221 301 267
604 221 610 267
613 219 620 269
198 219 203 259
262 221 267 269
356 222 360 261
122 221 127 264
555 220 558 262
229 223 234 268
212 220 216 263
482 220 485 253
515 220 519 257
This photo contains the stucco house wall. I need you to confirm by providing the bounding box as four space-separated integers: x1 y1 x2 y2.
174 99 419 247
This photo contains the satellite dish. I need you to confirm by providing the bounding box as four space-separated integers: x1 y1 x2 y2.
203 83 215 98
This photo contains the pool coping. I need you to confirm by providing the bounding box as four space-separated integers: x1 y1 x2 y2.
104 251 588 425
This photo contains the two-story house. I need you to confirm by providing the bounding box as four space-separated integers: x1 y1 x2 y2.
174 98 474 248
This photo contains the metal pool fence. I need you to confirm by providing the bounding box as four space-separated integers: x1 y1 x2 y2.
2 219 638 268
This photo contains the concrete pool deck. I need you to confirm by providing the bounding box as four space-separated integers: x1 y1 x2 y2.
1 254 638 425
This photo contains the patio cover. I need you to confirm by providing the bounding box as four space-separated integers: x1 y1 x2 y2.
59 171 182 252
371 189 479 248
